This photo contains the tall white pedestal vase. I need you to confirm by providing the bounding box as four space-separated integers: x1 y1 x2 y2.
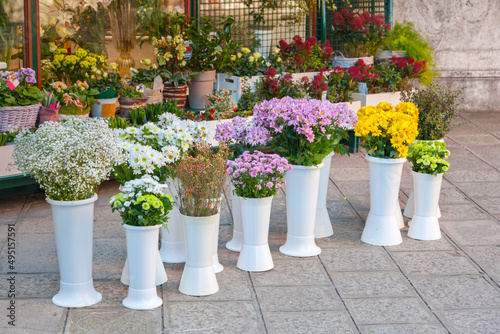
226 183 243 252
47 195 102 308
408 172 443 240
212 213 224 273
159 178 185 263
179 213 219 296
120 248 167 286
122 224 163 310
280 164 323 257
361 156 405 246
237 196 274 272
315 152 335 238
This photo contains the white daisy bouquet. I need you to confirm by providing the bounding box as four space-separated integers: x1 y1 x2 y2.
13 118 121 201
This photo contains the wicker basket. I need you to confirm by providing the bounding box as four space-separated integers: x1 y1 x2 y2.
0 102 41 132
333 52 374 69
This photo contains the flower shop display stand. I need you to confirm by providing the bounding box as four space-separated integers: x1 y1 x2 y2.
290 72 319 83
216 74 262 102
226 183 243 252
350 91 402 107
315 152 335 238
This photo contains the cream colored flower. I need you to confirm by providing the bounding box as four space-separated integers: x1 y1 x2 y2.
241 47 250 54
248 56 254 63
253 52 261 59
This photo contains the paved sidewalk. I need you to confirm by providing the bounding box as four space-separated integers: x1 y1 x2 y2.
0 112 499 334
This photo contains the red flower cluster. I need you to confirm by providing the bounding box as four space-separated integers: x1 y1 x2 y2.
390 56 427 78
263 68 293 95
302 68 329 99
347 59 379 83
332 9 389 34
278 35 333 72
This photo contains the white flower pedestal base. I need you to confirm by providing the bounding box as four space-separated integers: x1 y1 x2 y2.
403 191 442 219
120 249 167 286
315 152 335 238
237 196 274 272
122 224 163 310
280 164 323 257
408 172 443 240
179 213 219 296
361 156 405 246
47 195 102 308
226 184 243 252
212 214 224 273
159 179 185 263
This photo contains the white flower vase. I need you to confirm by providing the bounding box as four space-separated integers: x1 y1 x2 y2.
212 213 224 273
280 164 323 257
122 224 163 310
408 171 443 240
179 213 219 296
159 179 186 263
226 183 244 252
47 195 102 308
361 156 405 246
237 196 274 272
404 191 442 219
315 152 335 238
120 248 167 286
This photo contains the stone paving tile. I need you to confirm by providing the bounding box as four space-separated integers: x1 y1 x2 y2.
386 231 456 252
331 152 367 167
67 307 162 334
444 168 500 182
332 271 415 298
263 310 357 334
438 203 491 221
16 215 54 234
359 324 449 334
91 279 131 308
95 180 120 207
466 145 500 169
250 259 331 286
329 217 365 233
334 181 370 196
411 275 500 310
448 133 500 147
316 231 370 249
165 301 265 333
437 309 500 334
320 248 398 272
440 219 500 246
330 167 370 182
345 297 437 325
391 251 480 276
343 194 371 211
0 273 59 299
0 195 25 224
0 298 66 334
436 187 472 204
255 286 343 312
326 201 360 219
24 200 52 218
164 262 255 302
463 246 500 282
93 238 127 280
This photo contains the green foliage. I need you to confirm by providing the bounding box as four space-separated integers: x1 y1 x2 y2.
106 116 130 130
237 84 260 114
401 82 463 140
0 82 45 107
387 22 437 85
408 140 450 175
129 108 146 125
326 68 356 103
143 100 181 122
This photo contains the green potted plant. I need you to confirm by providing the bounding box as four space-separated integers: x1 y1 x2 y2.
0 68 44 131
130 59 164 105
331 8 390 67
401 81 463 140
116 82 148 119
187 16 237 109
12 118 121 308
88 63 122 118
39 89 60 124
110 174 173 310
406 140 450 240
48 80 99 121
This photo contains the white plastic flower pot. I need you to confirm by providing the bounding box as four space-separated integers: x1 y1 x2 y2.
179 213 219 296
47 194 102 308
226 183 244 252
361 156 405 246
122 224 163 310
404 190 442 219
159 179 186 263
315 152 335 238
237 196 274 272
280 163 323 257
120 249 167 286
408 171 443 240
212 212 224 274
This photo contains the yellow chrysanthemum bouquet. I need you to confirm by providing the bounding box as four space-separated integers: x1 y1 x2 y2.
354 102 419 158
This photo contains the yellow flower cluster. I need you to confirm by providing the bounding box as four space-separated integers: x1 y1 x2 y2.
152 35 187 68
355 102 419 158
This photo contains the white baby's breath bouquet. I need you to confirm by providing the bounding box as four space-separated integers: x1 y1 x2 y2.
13 119 122 201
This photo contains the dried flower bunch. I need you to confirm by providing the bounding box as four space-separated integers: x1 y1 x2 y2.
13 118 122 201
173 143 229 217
253 97 355 165
227 151 292 198
408 141 450 175
354 102 419 158
110 175 173 227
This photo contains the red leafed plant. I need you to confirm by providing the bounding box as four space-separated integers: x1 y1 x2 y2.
302 68 329 100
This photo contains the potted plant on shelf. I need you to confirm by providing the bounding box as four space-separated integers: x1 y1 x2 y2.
172 142 229 296
406 141 450 241
227 151 292 271
215 117 272 252
217 47 271 103
0 68 44 131
12 118 122 307
331 8 390 68
253 97 349 257
88 62 122 118
254 67 306 102
326 66 360 111
110 174 173 310
48 80 99 121
354 102 419 246
130 59 164 105
39 89 60 124
116 83 148 119
187 16 237 109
